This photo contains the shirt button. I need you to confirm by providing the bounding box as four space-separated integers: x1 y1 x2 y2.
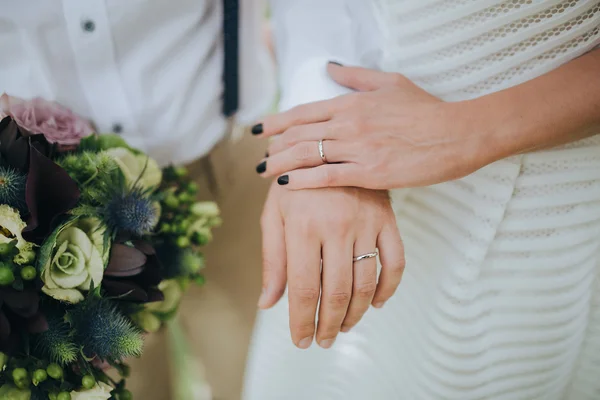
112 123 123 134
82 20 96 32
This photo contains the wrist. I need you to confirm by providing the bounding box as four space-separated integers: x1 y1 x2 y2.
445 99 508 171
457 93 530 166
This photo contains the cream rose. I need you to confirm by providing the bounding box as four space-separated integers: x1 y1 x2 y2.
70 382 113 400
105 147 162 190
41 218 108 304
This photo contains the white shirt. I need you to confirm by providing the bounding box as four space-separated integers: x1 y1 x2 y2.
0 0 275 166
269 0 381 112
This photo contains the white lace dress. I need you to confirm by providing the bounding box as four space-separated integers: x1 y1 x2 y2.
244 2 600 399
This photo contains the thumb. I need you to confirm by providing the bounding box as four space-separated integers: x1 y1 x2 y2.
327 62 402 92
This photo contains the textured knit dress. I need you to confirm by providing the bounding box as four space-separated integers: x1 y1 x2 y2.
244 2 600 399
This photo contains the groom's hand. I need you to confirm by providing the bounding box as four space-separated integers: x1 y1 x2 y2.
258 183 405 349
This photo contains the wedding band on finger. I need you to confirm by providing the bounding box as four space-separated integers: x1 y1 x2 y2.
353 250 379 263
318 139 328 164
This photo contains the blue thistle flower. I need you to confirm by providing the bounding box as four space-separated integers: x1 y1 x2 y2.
32 311 78 365
0 165 26 212
70 297 143 362
104 188 158 236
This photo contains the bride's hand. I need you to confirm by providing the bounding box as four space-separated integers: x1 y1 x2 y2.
254 63 492 190
258 182 404 349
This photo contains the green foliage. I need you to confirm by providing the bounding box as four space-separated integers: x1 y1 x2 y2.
70 298 143 362
77 133 131 153
32 311 78 366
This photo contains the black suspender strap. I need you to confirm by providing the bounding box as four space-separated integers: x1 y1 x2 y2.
222 0 239 117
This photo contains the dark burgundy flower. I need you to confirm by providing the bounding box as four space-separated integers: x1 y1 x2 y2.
22 144 80 243
0 116 53 171
0 287 47 353
103 240 164 303
0 116 81 243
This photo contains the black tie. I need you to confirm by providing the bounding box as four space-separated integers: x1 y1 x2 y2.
222 0 239 117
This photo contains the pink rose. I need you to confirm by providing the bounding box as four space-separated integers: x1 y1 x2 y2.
0 93 93 145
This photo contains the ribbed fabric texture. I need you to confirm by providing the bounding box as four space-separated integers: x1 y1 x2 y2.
243 2 600 399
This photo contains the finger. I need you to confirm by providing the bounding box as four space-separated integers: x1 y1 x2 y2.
258 191 287 309
341 235 378 332
258 140 356 178
372 216 405 308
267 121 344 155
286 221 322 349
252 99 339 138
276 164 372 190
316 238 353 348
327 62 408 92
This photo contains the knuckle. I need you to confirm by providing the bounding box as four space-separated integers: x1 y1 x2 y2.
324 291 351 307
320 167 339 186
293 142 315 163
354 281 377 299
290 287 320 304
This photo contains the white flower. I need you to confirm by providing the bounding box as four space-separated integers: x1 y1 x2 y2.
41 218 108 304
0 205 28 250
70 382 113 400
105 147 162 190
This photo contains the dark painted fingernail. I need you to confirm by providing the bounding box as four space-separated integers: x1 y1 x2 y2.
256 161 267 174
265 151 269 158
251 123 263 135
277 175 289 185
328 61 343 66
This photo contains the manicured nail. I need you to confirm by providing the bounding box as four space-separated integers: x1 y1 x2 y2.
340 326 351 333
265 151 269 158
373 302 384 308
319 338 335 349
298 337 312 349
251 123 263 135
328 61 343 67
277 175 289 185
256 161 266 174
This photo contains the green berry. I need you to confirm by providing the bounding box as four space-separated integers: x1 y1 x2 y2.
118 389 133 400
178 220 190 232
15 379 30 389
178 192 192 204
186 182 198 195
57 392 71 400
47 363 63 380
0 242 14 256
164 194 179 209
82 374 96 389
20 265 36 281
194 274 206 286
0 266 14 286
160 223 171 233
174 166 188 178
176 236 190 248
12 368 28 383
32 369 47 385
49 393 58 400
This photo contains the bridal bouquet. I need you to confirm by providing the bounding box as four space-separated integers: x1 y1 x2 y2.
0 95 220 400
